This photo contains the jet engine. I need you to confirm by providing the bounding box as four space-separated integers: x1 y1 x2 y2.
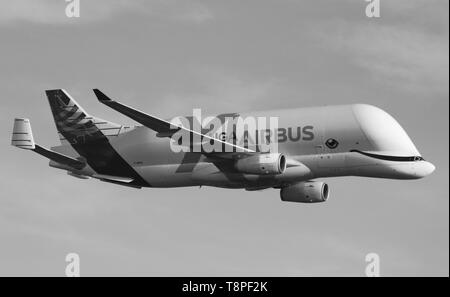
280 181 329 203
235 153 286 175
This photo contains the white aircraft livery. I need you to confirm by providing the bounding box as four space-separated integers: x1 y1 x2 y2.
11 89 435 203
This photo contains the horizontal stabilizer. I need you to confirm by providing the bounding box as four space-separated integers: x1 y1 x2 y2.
11 118 86 170
34 145 86 170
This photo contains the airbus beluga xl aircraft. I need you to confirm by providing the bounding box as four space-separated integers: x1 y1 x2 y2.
11 89 435 203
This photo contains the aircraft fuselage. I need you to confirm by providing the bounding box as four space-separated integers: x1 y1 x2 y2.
51 104 435 189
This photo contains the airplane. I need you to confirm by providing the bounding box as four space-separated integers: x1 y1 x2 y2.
11 89 435 203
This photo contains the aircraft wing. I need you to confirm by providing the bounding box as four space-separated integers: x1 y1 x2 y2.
93 89 255 156
93 90 304 168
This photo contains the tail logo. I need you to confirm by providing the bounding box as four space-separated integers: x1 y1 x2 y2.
47 90 102 144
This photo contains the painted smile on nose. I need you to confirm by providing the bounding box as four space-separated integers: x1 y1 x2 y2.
351 149 436 178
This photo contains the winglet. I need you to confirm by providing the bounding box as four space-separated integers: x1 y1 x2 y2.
93 89 112 102
11 118 36 150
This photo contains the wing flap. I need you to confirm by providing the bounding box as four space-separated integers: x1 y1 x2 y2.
92 174 141 189
92 174 134 183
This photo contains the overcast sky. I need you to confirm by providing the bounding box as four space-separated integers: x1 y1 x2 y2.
0 0 448 276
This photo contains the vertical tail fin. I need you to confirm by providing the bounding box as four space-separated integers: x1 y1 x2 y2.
45 89 122 145
11 118 36 150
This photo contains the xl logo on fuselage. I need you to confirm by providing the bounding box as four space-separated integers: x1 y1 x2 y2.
168 109 314 153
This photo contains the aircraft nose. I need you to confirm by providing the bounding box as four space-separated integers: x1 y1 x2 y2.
418 161 436 178
408 161 436 179
390 160 436 179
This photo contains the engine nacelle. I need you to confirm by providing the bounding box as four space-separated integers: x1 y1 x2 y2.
235 153 286 175
280 181 330 203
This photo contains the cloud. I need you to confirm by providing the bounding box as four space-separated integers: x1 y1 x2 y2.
157 68 280 115
313 19 448 95
0 0 214 25
307 0 448 95
171 2 214 24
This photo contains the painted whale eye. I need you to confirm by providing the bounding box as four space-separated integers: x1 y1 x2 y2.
325 138 339 149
